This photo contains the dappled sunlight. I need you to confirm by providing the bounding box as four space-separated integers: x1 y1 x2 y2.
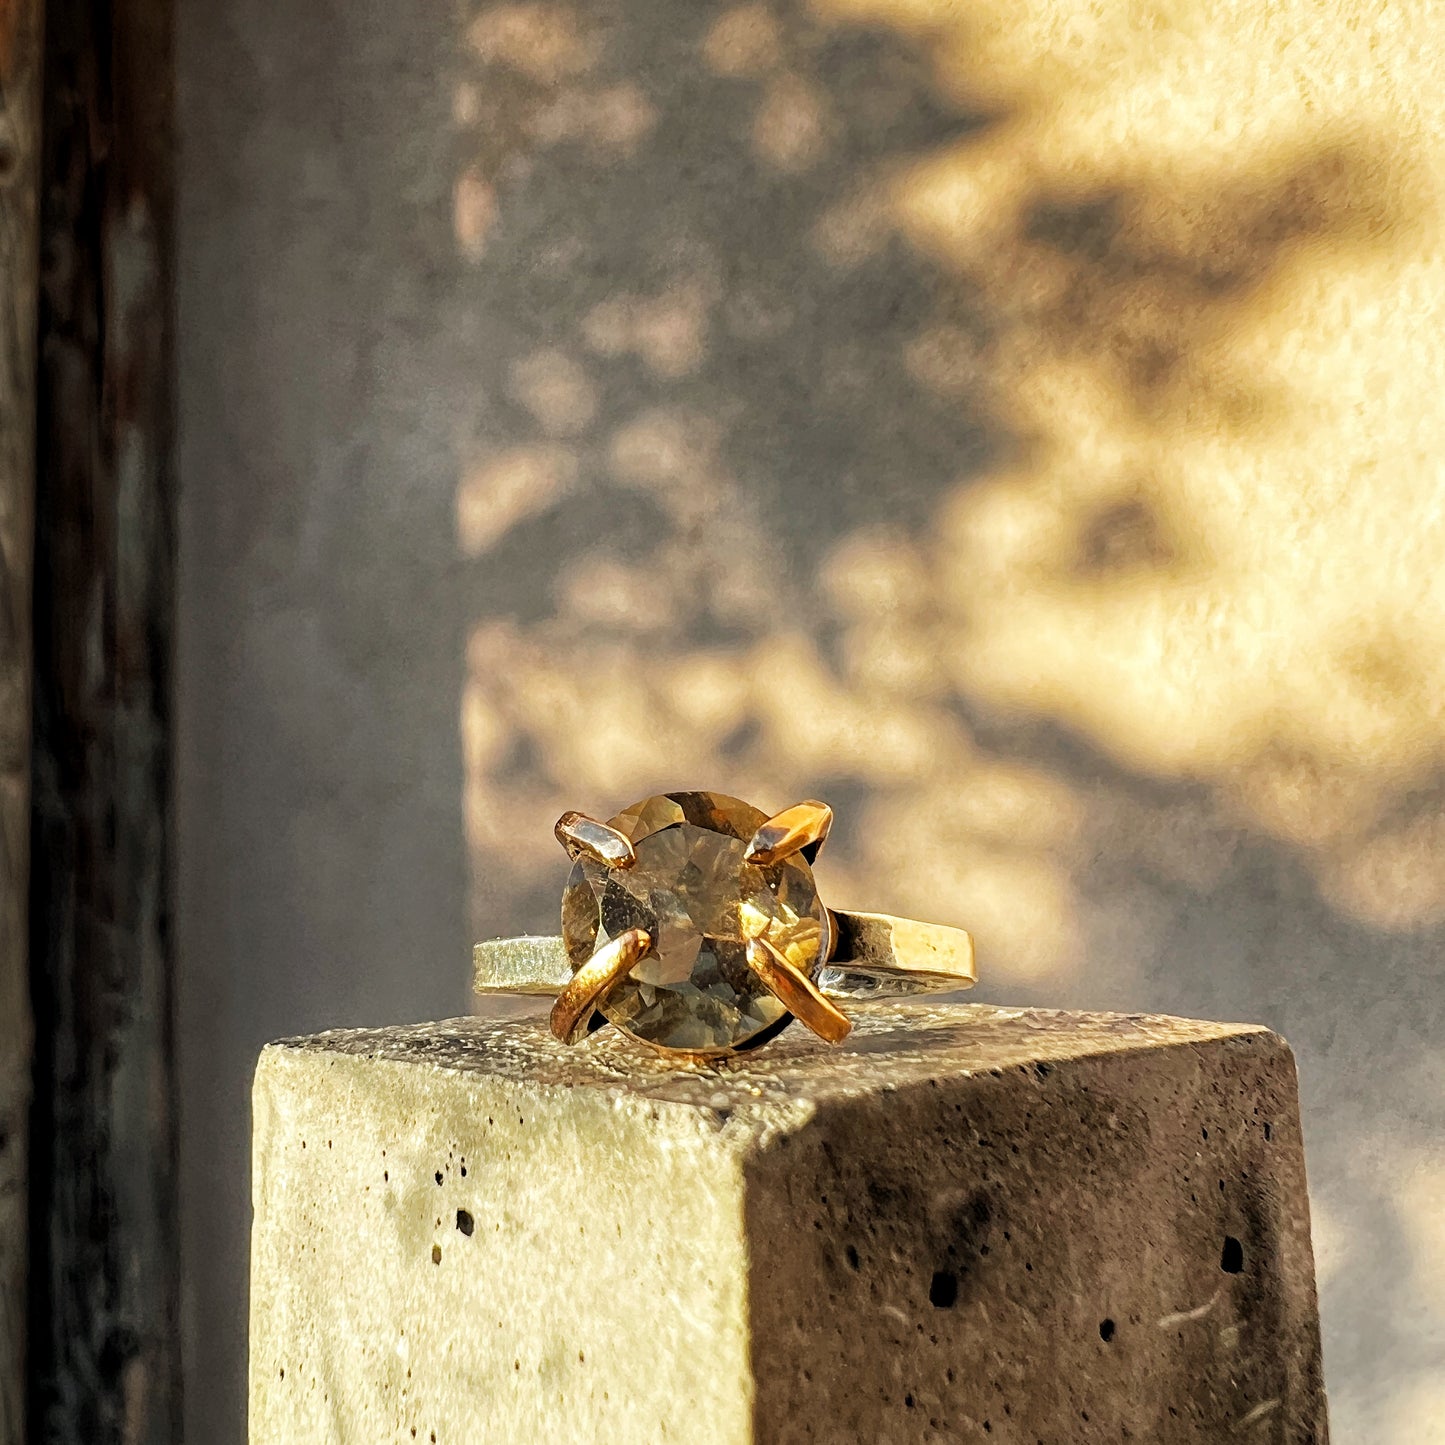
465 3 598 84
451 0 1445 949
508 349 598 435
451 0 654 267
462 615 1083 980
702 5 784 78
452 168 496 260
751 74 834 173
450 0 1445 1422
583 281 713 377
809 0 1445 934
827 0 1445 930
456 444 577 556
528 81 657 156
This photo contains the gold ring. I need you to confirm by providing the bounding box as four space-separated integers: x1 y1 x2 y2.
472 790 976 1060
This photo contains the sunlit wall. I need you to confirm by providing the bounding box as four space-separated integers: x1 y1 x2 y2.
452 2 1444 1439
178 0 1444 1439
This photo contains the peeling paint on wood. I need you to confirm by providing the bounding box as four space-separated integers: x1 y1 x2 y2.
0 0 43 1435
29 0 179 1440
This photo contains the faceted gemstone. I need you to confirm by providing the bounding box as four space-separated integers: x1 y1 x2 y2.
560 791 829 1054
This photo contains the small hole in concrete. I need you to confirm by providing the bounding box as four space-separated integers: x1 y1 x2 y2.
432 1244 442 1265
435 1171 444 1186
1099 1318 1116 1342
1263 1122 1273 1141
1221 1236 1244 1273
845 1244 860 1271
929 1270 958 1308
457 1209 474 1236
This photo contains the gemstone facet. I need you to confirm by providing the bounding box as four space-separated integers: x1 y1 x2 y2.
561 791 829 1053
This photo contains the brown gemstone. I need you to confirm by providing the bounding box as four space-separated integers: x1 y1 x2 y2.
560 791 828 1053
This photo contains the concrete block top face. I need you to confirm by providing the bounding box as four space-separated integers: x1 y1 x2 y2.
264 1002 1276 1132
250 1005 1327 1445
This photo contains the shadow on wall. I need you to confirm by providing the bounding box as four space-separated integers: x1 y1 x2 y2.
448 0 1444 1436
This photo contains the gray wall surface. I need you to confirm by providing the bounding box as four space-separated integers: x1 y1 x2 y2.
177 0 1445 1440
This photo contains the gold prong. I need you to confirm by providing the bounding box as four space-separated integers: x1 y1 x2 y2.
550 927 652 1045
554 811 637 869
743 800 833 866
744 936 852 1044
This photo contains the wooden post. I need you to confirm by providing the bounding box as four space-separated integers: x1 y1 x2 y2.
0 0 44 1438
28 0 179 1437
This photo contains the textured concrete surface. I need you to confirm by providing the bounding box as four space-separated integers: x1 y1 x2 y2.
250 1006 1327 1443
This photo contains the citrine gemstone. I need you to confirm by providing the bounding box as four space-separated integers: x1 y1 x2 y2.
560 791 829 1054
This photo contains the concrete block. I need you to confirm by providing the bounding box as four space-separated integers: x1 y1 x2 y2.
249 1004 1328 1443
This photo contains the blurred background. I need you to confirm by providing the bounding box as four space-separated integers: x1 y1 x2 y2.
2 0 1442 1439
178 0 1444 1439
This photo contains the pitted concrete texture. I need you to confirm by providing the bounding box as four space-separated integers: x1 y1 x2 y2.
249 1005 1328 1443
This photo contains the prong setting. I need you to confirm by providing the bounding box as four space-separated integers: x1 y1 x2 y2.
550 926 652 1045
743 800 833 866
744 935 853 1045
554 811 637 869
560 792 825 1054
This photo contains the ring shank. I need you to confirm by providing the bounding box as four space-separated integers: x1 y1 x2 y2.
472 911 976 1002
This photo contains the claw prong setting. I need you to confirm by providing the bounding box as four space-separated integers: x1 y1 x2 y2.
550 926 652 1044
744 935 853 1044
555 811 638 869
743 800 833 866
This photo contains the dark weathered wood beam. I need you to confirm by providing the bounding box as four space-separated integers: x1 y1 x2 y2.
29 0 179 1438
0 0 44 1437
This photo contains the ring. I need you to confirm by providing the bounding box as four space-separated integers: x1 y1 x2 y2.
472 790 977 1059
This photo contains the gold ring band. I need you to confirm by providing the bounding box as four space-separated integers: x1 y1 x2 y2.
472 911 977 1002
